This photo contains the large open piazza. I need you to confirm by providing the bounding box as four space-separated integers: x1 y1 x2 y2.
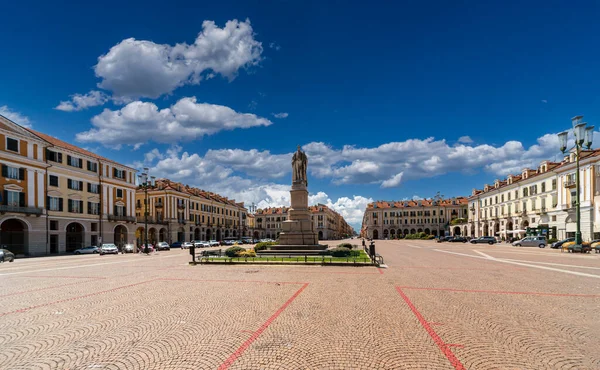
1 240 599 369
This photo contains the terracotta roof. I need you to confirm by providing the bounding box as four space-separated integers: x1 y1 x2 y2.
367 197 468 209
25 128 135 169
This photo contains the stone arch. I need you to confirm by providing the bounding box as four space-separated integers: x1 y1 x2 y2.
417 228 423 233
318 230 323 240
65 222 85 252
372 229 379 239
521 220 529 229
136 227 145 246
159 228 167 242
470 224 475 237
194 228 201 240
177 227 185 242
453 226 461 236
216 229 222 241
148 228 157 244
383 229 389 238
424 228 430 235
390 229 396 238
432 229 438 236
0 218 28 255
206 229 212 241
113 225 128 249
483 223 489 236
403 229 409 235
225 229 230 238
253 231 259 239
410 228 416 234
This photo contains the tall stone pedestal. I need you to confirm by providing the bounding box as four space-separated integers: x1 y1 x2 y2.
268 183 324 251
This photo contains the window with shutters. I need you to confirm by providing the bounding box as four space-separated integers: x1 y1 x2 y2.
6 137 19 152
68 179 83 191
48 197 62 211
68 155 82 168
87 161 97 172
68 199 83 213
5 190 21 207
113 168 125 179
115 205 125 216
88 202 100 215
4 165 20 180
88 183 99 194
49 175 59 187
46 150 62 163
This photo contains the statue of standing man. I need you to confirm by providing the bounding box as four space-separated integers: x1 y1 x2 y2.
292 145 308 186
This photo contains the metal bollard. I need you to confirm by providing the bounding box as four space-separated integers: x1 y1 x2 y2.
369 241 376 258
189 244 195 262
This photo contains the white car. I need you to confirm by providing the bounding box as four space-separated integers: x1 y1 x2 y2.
156 242 170 251
74 246 99 254
512 236 546 248
194 241 210 248
99 244 119 255
209 240 219 247
181 242 193 249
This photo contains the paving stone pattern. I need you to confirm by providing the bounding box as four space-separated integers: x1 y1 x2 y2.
0 240 599 369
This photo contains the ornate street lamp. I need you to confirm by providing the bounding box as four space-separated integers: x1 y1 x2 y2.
558 116 594 250
138 168 156 254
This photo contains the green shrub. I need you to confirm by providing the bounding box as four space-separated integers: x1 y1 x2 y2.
349 249 361 257
225 246 245 257
338 243 353 249
425 235 435 240
254 241 276 251
330 247 352 257
238 250 256 257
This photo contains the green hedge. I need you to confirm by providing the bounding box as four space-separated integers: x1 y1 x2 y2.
404 232 435 240
225 246 245 257
330 247 352 257
338 243 353 249
254 241 277 251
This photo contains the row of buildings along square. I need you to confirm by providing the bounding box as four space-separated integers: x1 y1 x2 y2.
0 115 354 256
361 148 600 241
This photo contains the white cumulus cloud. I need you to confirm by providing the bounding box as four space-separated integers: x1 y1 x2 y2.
95 19 262 100
381 172 404 188
75 97 272 149
272 112 289 118
457 135 473 143
55 90 109 112
0 105 31 127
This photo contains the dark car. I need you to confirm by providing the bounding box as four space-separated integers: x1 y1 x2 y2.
551 237 574 249
436 236 453 243
0 248 15 262
448 237 467 243
470 236 496 245
170 241 182 249
155 242 170 251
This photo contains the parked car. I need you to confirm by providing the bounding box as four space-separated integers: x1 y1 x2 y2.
512 236 546 248
181 242 193 249
74 246 100 254
156 242 170 251
99 243 119 255
448 236 468 243
551 238 574 249
209 240 219 247
567 239 597 253
0 248 15 262
122 244 135 253
592 240 600 253
436 236 453 243
470 236 496 245
199 241 210 248
192 240 209 248
170 241 183 249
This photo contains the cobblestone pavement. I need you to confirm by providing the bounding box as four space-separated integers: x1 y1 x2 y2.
1 240 599 369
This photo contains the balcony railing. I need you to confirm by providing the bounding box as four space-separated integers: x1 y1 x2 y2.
564 180 576 188
155 203 164 208
0 205 44 215
177 203 185 209
108 214 136 223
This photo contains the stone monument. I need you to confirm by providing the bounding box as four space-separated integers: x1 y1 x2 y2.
268 145 325 251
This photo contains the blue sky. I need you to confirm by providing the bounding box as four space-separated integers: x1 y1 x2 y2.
2 0 600 230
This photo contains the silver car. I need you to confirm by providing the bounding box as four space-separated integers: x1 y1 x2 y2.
512 236 546 248
99 243 119 255
74 246 100 254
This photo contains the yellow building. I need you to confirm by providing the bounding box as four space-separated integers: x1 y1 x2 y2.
134 179 249 245
0 116 49 255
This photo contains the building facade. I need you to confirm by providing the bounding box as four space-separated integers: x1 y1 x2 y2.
467 149 600 242
0 115 138 256
253 203 354 240
134 179 249 245
360 197 469 239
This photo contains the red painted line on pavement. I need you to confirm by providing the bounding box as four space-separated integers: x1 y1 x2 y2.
397 286 600 298
0 279 156 317
395 287 465 370
218 283 309 370
0 280 95 298
378 268 384 274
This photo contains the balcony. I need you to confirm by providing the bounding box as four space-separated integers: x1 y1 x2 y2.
108 214 136 223
177 203 185 209
564 179 576 188
155 202 164 208
0 205 44 216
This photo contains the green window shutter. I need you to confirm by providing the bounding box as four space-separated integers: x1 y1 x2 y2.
19 168 25 180
68 200 73 213
2 190 7 205
59 198 63 212
19 192 25 207
80 200 84 213
1 165 7 177
67 155 72 165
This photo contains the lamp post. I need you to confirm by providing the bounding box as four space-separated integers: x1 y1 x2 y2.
138 168 156 254
558 116 594 250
